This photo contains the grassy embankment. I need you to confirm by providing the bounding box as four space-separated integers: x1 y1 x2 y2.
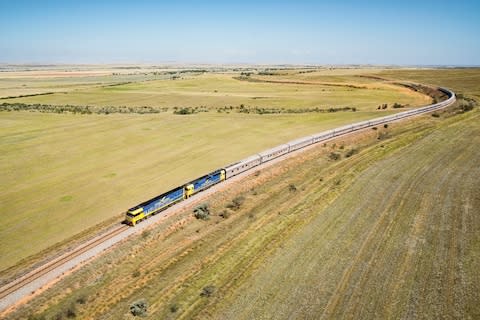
375 68 480 101
6 97 479 319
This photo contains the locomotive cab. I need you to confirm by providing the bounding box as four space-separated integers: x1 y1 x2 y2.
185 184 194 198
125 207 144 226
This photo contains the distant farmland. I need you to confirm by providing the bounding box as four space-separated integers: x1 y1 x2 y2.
0 67 431 272
1 70 429 109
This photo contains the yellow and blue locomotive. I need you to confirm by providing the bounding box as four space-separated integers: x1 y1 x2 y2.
125 169 225 225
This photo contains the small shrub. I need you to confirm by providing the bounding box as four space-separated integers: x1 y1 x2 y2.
372 127 378 130
173 107 194 115
377 132 389 140
53 313 64 320
219 210 231 219
76 295 87 304
288 184 297 192
329 152 341 161
200 285 216 297
383 124 389 129
456 98 476 112
462 104 474 112
170 303 179 313
65 304 76 318
431 112 440 118
194 203 210 220
130 299 148 317
392 102 404 108
345 148 358 158
226 196 245 211
141 230 150 239
132 270 141 277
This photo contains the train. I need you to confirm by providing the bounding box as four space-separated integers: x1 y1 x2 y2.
125 87 455 226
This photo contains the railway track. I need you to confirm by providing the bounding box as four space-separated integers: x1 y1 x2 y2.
0 224 129 301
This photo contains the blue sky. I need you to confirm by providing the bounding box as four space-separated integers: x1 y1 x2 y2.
0 0 479 65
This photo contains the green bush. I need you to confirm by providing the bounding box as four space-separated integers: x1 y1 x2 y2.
170 303 179 313
345 148 358 158
194 203 210 220
173 107 194 115
65 304 76 318
392 102 404 108
0 102 169 115
329 152 341 161
76 295 87 304
457 98 476 112
200 285 216 297
130 299 148 317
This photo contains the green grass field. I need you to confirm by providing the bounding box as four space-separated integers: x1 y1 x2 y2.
6 100 478 320
0 67 433 272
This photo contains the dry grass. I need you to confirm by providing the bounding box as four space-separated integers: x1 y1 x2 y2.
1 72 429 110
215 110 480 320
6 104 479 320
2 67 479 320
374 68 480 100
0 109 396 272
0 68 429 272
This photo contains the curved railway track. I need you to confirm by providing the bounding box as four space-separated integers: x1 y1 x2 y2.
0 224 129 301
0 84 456 312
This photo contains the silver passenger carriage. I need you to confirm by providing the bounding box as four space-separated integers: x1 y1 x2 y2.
258 144 290 162
224 154 261 179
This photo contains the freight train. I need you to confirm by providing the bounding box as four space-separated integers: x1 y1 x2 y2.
125 87 455 226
